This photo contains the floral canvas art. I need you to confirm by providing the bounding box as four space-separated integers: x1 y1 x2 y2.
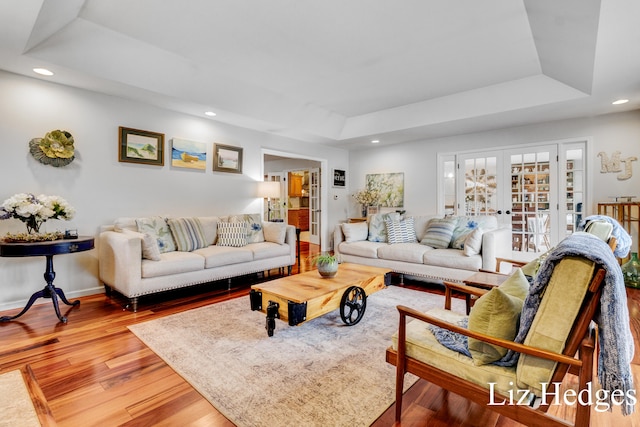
366 173 404 208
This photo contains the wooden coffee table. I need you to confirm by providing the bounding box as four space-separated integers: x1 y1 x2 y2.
249 263 391 336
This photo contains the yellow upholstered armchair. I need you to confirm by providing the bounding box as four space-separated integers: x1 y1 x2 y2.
387 232 635 426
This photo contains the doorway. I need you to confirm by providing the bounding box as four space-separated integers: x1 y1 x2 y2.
263 150 326 250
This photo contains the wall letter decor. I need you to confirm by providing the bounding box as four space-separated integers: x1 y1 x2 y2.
597 151 637 180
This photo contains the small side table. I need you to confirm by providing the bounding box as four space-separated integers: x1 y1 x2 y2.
0 236 95 323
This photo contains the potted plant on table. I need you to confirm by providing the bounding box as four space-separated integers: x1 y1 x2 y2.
311 253 339 278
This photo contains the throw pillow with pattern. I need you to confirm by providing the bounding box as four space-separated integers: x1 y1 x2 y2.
167 217 208 252
229 213 265 243
367 212 400 242
385 217 417 244
136 216 176 253
217 222 248 247
420 217 456 249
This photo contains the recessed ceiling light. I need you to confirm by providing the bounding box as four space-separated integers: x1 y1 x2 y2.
205 111 217 117
33 68 53 76
371 139 380 144
612 99 629 105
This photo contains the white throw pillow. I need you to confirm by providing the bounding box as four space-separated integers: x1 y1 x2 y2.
342 222 369 242
463 228 483 256
263 222 287 244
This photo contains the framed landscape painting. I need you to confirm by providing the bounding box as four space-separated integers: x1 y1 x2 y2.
213 143 243 174
171 138 206 170
119 127 165 166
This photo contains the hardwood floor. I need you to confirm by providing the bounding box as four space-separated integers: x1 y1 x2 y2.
1 242 638 426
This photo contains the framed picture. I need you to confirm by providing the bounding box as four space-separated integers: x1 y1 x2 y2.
119 127 165 166
171 138 206 170
333 169 346 188
213 143 243 174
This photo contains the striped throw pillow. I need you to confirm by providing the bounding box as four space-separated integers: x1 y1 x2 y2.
420 218 456 248
385 218 417 244
217 222 248 247
167 218 208 252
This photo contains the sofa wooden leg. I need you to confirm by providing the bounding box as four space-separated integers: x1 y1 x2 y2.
398 273 404 285
103 284 112 296
227 278 232 290
129 297 138 313
288 265 292 275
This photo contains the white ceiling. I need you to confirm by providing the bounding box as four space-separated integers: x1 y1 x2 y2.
1 0 639 149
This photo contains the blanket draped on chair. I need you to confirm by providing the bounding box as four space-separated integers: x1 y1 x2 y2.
431 232 635 415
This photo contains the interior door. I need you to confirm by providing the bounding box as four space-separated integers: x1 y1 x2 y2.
505 145 558 253
457 152 504 222
309 168 321 245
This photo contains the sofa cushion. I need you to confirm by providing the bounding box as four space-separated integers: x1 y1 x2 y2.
420 217 456 248
338 241 384 258
342 222 369 242
229 213 264 243
368 212 400 242
197 216 219 245
463 228 483 256
391 308 517 396
217 222 248 247
468 288 524 365
168 217 208 252
451 216 498 249
263 222 287 244
423 249 482 271
122 229 161 261
192 245 254 268
385 218 418 244
141 251 205 278
249 241 291 260
377 242 432 264
136 216 176 253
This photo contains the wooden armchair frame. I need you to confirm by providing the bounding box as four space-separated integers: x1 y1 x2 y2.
387 266 606 427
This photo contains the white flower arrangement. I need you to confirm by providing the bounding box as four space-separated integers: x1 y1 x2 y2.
352 189 380 206
1 193 75 235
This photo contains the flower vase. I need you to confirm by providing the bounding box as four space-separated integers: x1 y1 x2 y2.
361 205 367 218
25 217 43 234
621 252 640 289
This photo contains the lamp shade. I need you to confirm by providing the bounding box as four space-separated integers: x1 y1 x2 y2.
257 181 281 199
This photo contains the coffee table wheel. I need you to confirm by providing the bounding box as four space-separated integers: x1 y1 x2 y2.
340 286 367 326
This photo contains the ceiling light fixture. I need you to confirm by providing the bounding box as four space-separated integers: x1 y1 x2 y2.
612 99 629 105
371 139 380 144
205 111 217 117
33 68 54 76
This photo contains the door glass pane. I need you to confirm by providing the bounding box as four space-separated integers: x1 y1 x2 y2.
443 160 456 215
464 157 497 215
510 152 551 253
565 149 584 235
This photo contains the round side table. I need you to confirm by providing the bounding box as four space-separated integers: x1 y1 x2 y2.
0 236 95 323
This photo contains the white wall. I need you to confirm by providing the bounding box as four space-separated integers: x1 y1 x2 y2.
349 110 640 220
0 71 349 310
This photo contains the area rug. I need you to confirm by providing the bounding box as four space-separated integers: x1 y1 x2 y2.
129 285 462 427
0 370 41 427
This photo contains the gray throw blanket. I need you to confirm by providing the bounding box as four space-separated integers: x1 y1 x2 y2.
431 232 636 415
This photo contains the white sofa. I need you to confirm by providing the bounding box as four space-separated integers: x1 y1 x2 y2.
334 214 512 284
99 215 296 311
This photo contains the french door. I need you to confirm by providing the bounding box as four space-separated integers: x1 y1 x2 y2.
308 168 321 245
454 142 585 253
